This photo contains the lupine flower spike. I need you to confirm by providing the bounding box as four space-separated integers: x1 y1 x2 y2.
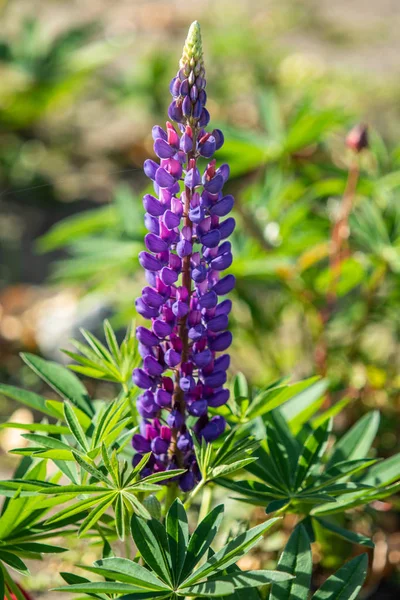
132 21 235 492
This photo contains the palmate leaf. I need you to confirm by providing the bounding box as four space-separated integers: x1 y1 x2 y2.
82 557 170 591
130 514 173 586
327 411 380 467
311 554 368 600
314 518 374 548
181 505 224 581
65 320 140 385
216 409 386 548
269 527 368 600
166 499 188 585
270 525 311 600
59 501 282 598
0 384 55 418
182 518 281 586
64 403 90 452
193 429 258 485
246 377 321 420
178 579 234 596
21 353 94 416
294 420 331 489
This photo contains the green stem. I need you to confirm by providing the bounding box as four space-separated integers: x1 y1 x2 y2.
123 382 136 426
164 482 179 516
198 484 213 522
183 478 205 510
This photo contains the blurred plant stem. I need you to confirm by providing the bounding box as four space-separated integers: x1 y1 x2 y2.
315 156 360 405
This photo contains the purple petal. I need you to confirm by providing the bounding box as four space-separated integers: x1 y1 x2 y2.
139 252 162 272
155 167 176 189
207 314 229 332
154 138 176 159
200 229 221 248
198 290 218 308
219 218 236 240
204 370 227 388
160 267 179 285
153 320 173 338
132 368 153 389
141 286 165 308
200 415 225 442
210 195 234 217
144 213 160 234
209 331 233 352
145 233 168 253
144 355 164 377
143 159 158 180
208 389 230 408
135 297 160 319
152 125 167 141
136 326 160 347
164 348 181 368
212 274 236 295
155 388 172 408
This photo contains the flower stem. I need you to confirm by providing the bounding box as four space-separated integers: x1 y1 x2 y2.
198 483 213 522
170 143 197 466
164 482 180 515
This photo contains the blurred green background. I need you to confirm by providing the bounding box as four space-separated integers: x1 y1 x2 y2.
0 0 400 596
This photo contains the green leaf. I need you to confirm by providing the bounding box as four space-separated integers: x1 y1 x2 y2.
1 422 70 434
104 319 121 361
270 525 312 600
183 518 280 586
0 551 28 574
280 380 328 433
266 413 300 489
40 484 107 495
52 582 157 594
130 515 172 586
328 412 380 467
311 554 368 600
79 493 116 536
138 469 186 486
210 458 256 480
217 478 281 507
101 444 119 487
360 453 400 487
86 557 170 591
166 499 188 585
36 205 117 252
248 377 320 420
178 580 234 597
311 459 377 490
123 492 151 520
22 433 71 451
0 384 54 417
246 447 289 493
315 518 374 548
181 504 224 581
73 452 111 485
7 542 66 554
64 403 89 451
215 570 293 588
115 493 125 541
294 420 331 489
21 353 93 416
45 495 108 524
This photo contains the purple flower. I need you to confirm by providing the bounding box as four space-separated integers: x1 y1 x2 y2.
132 21 235 492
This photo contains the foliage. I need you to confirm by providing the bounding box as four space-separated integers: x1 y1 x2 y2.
0 322 397 597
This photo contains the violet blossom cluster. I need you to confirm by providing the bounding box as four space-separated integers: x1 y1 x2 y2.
132 21 235 492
